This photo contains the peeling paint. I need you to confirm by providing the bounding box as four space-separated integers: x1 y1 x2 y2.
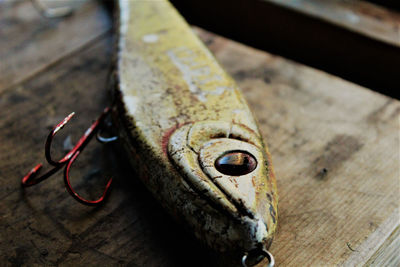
123 95 139 116
167 48 208 102
142 33 159 43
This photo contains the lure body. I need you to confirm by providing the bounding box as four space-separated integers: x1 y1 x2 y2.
112 0 278 256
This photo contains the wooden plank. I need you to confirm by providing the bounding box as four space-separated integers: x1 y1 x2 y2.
365 225 400 266
0 1 399 266
171 0 400 98
266 0 400 48
363 1 400 13
0 0 111 94
194 28 400 266
0 34 212 267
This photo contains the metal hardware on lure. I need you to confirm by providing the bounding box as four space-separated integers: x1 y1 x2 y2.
242 249 275 267
114 0 278 265
21 107 114 206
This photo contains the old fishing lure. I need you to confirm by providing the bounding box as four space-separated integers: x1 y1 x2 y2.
22 0 278 265
111 0 278 265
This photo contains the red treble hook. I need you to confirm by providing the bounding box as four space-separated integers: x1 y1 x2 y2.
22 107 114 206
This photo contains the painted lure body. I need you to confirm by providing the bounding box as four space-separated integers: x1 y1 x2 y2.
112 0 278 262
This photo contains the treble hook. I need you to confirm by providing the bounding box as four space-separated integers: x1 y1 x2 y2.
22 107 116 206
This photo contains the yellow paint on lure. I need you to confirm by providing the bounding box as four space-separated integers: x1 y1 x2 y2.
112 0 278 265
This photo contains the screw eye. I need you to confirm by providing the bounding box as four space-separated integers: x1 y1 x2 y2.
214 151 257 176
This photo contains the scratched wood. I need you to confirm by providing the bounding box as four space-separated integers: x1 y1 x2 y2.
0 1 399 266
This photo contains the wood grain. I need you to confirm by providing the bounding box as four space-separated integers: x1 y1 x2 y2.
366 225 400 266
0 0 111 94
171 0 400 98
265 0 400 47
0 34 212 267
0 1 398 266
195 29 400 266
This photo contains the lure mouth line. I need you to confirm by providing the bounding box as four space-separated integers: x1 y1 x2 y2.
197 150 257 219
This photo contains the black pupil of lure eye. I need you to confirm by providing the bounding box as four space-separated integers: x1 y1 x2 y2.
215 151 257 176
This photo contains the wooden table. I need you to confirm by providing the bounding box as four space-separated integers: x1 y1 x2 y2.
171 0 400 98
0 1 398 266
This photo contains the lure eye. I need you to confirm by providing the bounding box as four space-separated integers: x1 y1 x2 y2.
215 151 257 176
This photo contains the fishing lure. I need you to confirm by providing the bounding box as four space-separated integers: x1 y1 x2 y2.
23 0 278 266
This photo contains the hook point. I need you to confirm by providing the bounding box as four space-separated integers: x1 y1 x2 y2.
21 164 43 186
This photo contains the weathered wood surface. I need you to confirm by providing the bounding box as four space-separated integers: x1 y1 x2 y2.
0 0 111 94
0 1 399 266
194 30 400 266
171 0 400 98
265 0 400 48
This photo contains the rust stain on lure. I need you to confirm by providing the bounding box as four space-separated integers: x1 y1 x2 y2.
113 0 278 262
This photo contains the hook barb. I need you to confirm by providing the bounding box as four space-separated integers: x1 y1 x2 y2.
21 164 62 187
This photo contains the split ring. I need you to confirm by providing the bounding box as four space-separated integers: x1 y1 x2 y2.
242 249 274 267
